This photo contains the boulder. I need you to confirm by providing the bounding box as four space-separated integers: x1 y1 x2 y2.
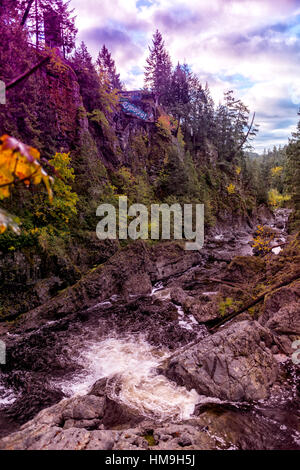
266 301 300 336
259 281 300 326
170 288 195 310
164 320 277 401
62 395 105 421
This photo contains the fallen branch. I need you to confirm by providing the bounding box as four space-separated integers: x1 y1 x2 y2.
209 271 300 332
205 277 243 290
189 277 243 291
6 56 50 91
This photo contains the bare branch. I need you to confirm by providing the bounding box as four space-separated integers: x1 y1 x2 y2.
6 56 50 91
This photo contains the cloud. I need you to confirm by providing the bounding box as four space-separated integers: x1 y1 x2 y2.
84 27 133 47
71 0 300 152
81 26 144 68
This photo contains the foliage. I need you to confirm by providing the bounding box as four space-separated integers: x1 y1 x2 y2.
144 29 172 104
33 152 78 226
25 0 77 55
143 434 156 447
98 71 120 115
0 209 20 235
244 145 288 205
268 188 290 208
286 112 300 230
226 183 236 194
88 109 109 129
0 135 53 233
71 42 100 112
271 166 283 176
156 114 172 136
252 225 276 255
218 297 242 317
96 45 122 90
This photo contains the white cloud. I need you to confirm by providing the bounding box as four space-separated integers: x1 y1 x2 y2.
71 0 300 152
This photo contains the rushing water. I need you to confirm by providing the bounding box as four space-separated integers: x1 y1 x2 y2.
0 208 298 448
58 336 200 422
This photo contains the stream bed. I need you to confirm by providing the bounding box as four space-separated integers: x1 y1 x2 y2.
0 208 299 449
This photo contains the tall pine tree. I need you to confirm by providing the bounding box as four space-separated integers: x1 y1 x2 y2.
25 0 77 56
96 45 122 90
72 42 100 112
286 111 300 230
168 63 190 135
144 30 172 105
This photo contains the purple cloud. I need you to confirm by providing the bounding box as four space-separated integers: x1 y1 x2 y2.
71 0 300 151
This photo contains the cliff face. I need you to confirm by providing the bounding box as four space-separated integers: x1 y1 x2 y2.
0 57 256 322
41 63 83 149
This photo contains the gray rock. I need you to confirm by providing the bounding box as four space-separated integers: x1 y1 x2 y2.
164 320 277 401
266 301 300 336
259 281 300 326
62 395 105 421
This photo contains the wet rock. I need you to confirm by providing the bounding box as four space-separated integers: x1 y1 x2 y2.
63 418 102 430
259 281 300 326
4 371 64 425
170 288 195 311
34 277 64 304
15 241 205 332
122 273 152 300
266 301 300 336
170 287 220 323
62 395 105 421
149 242 202 281
177 433 193 447
255 205 275 226
102 397 145 429
189 301 220 323
164 320 277 401
88 378 107 397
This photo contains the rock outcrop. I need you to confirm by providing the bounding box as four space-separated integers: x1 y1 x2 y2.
164 320 278 401
11 241 203 332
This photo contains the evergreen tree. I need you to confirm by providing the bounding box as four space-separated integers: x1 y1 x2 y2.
71 42 100 112
286 112 300 229
167 63 190 135
214 90 258 163
55 0 77 56
185 75 209 152
96 45 122 90
144 30 172 104
25 0 77 55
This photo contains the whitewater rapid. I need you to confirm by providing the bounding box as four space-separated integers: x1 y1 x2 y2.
57 335 200 422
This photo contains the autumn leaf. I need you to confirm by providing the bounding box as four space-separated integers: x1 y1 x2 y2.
0 135 53 202
0 135 54 233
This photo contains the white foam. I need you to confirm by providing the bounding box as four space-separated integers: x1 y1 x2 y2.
0 385 17 407
57 336 200 422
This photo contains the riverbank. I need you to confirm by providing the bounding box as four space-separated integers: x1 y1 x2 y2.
0 208 299 450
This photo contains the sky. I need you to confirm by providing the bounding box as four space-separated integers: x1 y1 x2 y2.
71 0 300 153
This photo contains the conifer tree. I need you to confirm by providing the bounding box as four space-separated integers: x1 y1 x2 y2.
25 0 77 55
144 30 172 104
286 112 300 229
72 42 100 112
96 45 122 90
168 63 190 134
